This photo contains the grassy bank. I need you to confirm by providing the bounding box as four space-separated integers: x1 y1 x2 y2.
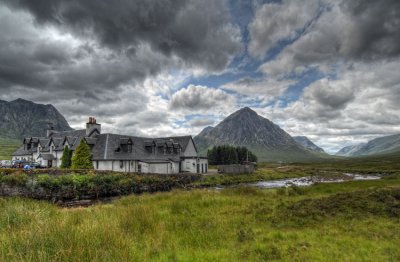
0 177 399 261
0 172 200 202
198 156 400 186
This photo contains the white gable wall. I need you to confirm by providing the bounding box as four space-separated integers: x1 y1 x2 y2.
183 139 197 157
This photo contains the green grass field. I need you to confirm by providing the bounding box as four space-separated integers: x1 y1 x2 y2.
1 177 399 261
0 137 20 160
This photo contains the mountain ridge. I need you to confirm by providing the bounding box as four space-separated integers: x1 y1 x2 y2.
336 134 400 157
0 98 73 139
293 136 325 153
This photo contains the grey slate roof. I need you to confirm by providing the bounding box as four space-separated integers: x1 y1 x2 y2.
39 139 49 147
91 134 193 161
38 154 56 160
12 145 33 156
50 129 87 139
13 128 196 162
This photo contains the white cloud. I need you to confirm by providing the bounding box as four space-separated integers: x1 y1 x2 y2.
222 77 293 104
257 60 400 153
248 0 321 58
169 85 236 113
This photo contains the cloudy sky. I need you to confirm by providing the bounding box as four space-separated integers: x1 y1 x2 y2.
0 0 399 153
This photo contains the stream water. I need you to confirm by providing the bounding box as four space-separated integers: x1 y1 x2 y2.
217 173 382 190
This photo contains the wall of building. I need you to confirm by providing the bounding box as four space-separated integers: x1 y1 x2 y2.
12 155 32 161
181 158 197 173
91 160 181 174
183 139 197 157
180 158 208 174
199 159 208 174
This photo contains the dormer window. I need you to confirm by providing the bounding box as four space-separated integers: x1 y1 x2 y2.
128 144 132 153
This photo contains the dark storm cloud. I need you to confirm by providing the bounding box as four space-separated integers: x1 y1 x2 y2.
254 0 400 76
2 0 242 71
339 0 400 60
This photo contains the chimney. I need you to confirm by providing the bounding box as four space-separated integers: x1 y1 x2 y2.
86 117 101 136
46 123 54 138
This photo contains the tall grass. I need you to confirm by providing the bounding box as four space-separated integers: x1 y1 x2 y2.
1 178 399 261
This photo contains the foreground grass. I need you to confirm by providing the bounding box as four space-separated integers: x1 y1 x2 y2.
1 177 399 261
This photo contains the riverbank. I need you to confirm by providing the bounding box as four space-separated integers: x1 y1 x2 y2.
0 162 398 206
0 172 201 204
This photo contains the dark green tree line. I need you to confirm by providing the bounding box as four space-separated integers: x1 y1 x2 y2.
207 145 257 165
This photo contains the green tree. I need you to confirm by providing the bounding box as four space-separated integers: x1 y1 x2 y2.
60 146 72 168
207 145 256 165
71 139 93 169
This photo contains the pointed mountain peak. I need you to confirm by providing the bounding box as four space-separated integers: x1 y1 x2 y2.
227 107 259 120
238 106 256 114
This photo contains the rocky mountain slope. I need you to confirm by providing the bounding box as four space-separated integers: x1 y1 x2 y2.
336 134 400 157
0 99 72 139
335 144 367 156
293 136 325 153
194 107 320 162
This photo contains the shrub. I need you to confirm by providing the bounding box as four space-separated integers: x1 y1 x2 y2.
36 174 60 189
71 139 93 169
0 172 29 186
60 146 73 168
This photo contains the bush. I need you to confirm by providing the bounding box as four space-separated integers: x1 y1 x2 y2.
71 140 93 169
0 172 29 186
37 174 60 189
60 146 72 168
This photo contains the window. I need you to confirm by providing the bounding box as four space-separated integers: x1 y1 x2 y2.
96 161 99 169
186 162 190 169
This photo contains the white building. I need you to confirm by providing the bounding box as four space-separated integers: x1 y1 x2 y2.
12 117 208 174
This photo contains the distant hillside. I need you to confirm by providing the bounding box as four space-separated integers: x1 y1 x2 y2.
293 136 325 153
0 99 72 139
194 107 321 162
0 137 20 160
336 144 366 156
336 134 400 157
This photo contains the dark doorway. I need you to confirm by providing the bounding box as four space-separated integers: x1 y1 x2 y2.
197 164 200 173
48 160 52 168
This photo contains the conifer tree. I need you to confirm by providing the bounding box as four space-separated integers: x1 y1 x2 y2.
71 139 93 169
206 145 257 165
60 146 72 168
